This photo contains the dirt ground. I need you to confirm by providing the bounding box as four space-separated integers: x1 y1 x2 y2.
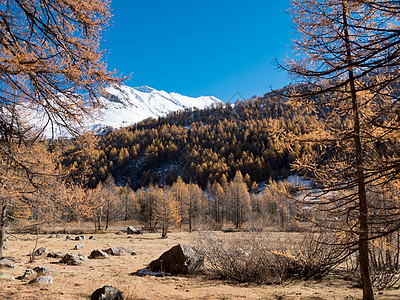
0 227 399 300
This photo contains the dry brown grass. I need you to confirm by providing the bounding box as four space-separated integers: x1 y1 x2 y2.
0 226 398 299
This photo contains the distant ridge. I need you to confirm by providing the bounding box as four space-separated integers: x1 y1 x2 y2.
43 85 222 137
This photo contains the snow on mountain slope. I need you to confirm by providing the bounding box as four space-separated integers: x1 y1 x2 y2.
44 85 222 137
98 85 221 129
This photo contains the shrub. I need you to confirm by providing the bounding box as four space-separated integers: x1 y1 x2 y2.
344 232 400 290
197 231 344 284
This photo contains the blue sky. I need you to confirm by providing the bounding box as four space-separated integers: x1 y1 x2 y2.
101 0 292 102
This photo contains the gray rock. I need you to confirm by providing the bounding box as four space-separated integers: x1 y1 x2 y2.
91 285 123 300
103 247 135 256
4 238 9 242
29 275 53 284
0 258 16 268
77 254 88 262
49 234 61 238
89 236 96 240
127 226 141 234
66 235 72 240
74 244 84 250
59 253 87 265
149 244 204 275
33 266 54 276
88 249 109 259
0 272 15 280
47 251 66 259
34 246 48 256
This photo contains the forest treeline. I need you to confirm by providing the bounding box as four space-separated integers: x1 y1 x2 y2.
39 171 296 237
57 88 321 190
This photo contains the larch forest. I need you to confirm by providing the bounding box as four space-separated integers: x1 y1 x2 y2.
1 1 400 300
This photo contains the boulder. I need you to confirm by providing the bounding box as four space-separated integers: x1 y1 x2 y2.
59 253 87 265
89 250 109 259
33 266 54 276
47 251 66 259
91 285 123 300
89 236 96 240
0 258 16 268
34 246 48 256
75 235 85 241
49 234 61 238
149 244 204 275
66 235 72 240
74 244 84 250
0 272 15 280
127 226 141 234
29 275 53 284
103 247 135 256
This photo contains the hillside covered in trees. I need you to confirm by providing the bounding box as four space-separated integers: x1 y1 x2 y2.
58 87 321 190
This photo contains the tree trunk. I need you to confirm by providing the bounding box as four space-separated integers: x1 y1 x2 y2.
125 194 128 221
0 204 7 258
161 224 167 238
342 3 374 299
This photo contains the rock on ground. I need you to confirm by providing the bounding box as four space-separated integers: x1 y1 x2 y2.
33 266 54 276
59 253 87 266
74 244 84 250
91 285 123 300
0 272 15 280
103 247 135 256
16 268 36 280
127 226 141 234
47 251 66 258
29 275 53 284
149 244 204 275
89 250 109 259
0 258 16 268
34 246 48 256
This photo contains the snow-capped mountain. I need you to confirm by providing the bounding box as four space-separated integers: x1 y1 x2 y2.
44 85 222 137
96 85 221 129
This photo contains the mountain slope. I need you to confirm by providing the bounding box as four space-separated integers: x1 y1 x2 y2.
90 85 221 132
44 85 221 137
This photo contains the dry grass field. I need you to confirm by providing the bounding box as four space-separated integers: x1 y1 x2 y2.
0 225 399 300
